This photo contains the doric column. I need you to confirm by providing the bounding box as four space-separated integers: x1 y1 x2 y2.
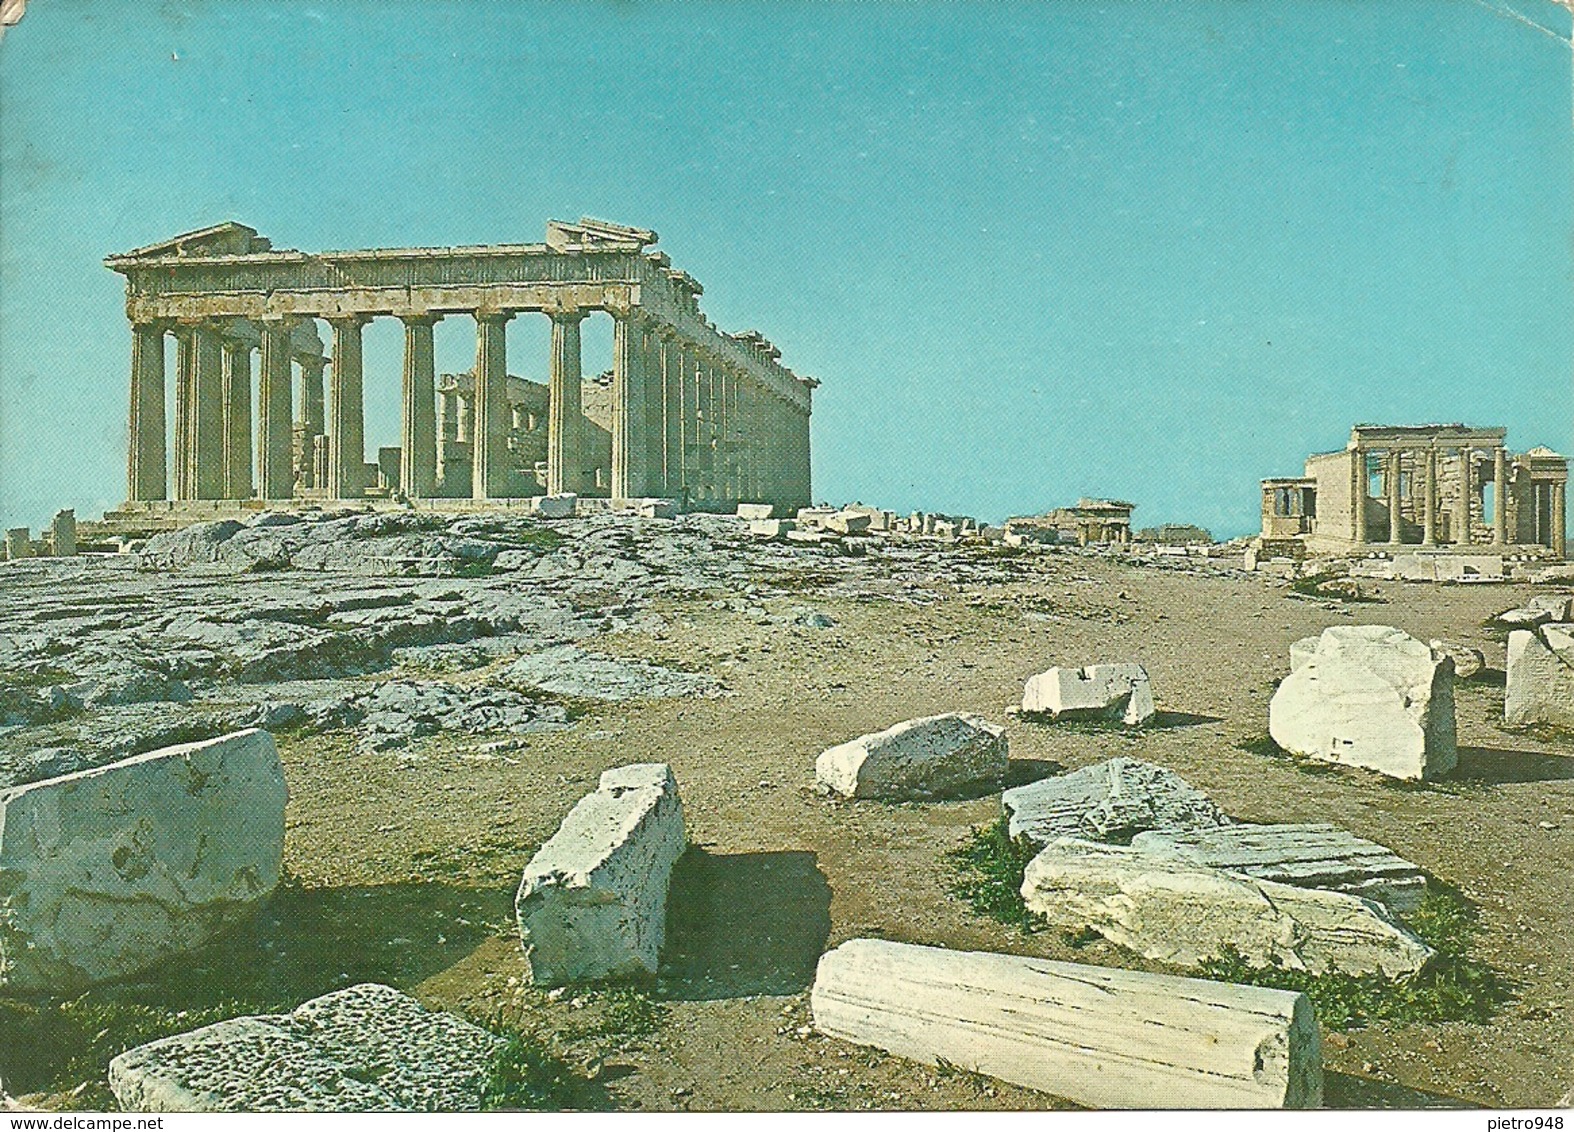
1554 481 1567 559
1492 446 1507 546
257 320 295 500
610 306 651 501
127 321 168 502
671 340 690 503
327 315 368 500
1351 448 1367 544
1421 447 1437 547
471 310 513 499
173 327 194 500
641 320 665 496
547 308 586 495
1456 449 1473 545
400 314 440 498
221 339 253 500
191 323 226 500
1386 450 1403 544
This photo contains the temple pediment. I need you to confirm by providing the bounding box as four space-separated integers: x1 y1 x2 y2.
545 217 657 251
111 222 272 261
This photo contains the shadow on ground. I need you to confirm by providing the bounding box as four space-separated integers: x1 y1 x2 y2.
0 879 508 1097
1452 745 1574 785
1324 1071 1473 1109
660 849 832 1001
1006 758 1065 787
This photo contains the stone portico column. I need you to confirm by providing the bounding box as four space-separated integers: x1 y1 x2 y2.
1421 447 1437 547
327 316 368 500
1456 449 1473 546
472 310 513 499
610 308 650 501
257 320 295 500
191 323 226 500
221 339 253 500
127 321 168 502
547 308 586 495
173 327 194 500
400 314 440 499
1492 446 1507 546
1554 481 1567 559
1351 448 1367 545
1386 450 1403 545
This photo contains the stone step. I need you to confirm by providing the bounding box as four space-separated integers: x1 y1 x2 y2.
810 938 1322 1109
1130 822 1427 915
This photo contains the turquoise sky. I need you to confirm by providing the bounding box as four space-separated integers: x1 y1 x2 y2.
1 0 1570 535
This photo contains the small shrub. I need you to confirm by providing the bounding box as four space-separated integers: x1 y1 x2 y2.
480 1030 601 1111
946 818 1046 934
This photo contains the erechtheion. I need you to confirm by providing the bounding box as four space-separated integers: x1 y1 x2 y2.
1260 424 1567 559
105 218 815 514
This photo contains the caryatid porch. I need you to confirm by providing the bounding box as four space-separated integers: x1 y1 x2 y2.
107 218 817 513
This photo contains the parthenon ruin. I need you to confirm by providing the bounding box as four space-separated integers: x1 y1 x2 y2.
106 218 816 513
1260 424 1567 558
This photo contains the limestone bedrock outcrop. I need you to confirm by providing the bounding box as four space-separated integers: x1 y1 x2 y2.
810 938 1323 1109
0 728 286 993
1505 624 1574 730
1001 756 1230 847
814 712 1008 801
1020 837 1434 979
1130 822 1428 915
1020 663 1155 726
109 983 502 1112
1268 625 1457 782
515 762 686 985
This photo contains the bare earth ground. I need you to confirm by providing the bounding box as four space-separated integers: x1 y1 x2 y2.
3 525 1571 1110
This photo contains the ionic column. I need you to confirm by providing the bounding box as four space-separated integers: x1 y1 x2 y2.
472 310 513 499
256 320 295 500
610 307 650 501
1351 448 1367 544
1386 450 1403 544
1492 446 1507 546
400 314 440 498
1421 448 1437 547
1554 481 1567 559
191 323 226 500
547 309 586 495
173 327 194 500
327 315 368 500
127 322 168 502
221 339 253 500
1456 449 1473 545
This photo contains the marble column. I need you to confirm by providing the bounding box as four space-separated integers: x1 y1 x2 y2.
257 320 295 500
1386 450 1403 544
671 340 690 503
191 324 226 500
1554 481 1567 559
641 321 665 495
472 310 513 499
327 316 368 500
1492 447 1507 546
548 309 586 495
1351 448 1367 545
1456 449 1473 546
221 339 253 500
610 308 649 501
400 314 440 499
127 321 167 501
173 328 194 500
1421 447 1437 547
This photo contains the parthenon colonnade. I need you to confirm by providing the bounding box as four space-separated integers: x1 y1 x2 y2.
109 218 817 513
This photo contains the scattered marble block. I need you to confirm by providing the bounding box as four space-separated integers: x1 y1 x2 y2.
1526 594 1574 620
1492 606 1556 629
810 938 1322 1109
515 763 686 985
1021 838 1433 979
1020 663 1155 726
1000 756 1230 847
108 984 502 1112
748 518 797 540
0 729 286 993
823 510 872 535
1130 822 1428 915
1429 640 1485 681
635 498 676 519
735 502 774 520
534 493 577 519
814 712 1008 801
1506 624 1574 730
1268 625 1456 782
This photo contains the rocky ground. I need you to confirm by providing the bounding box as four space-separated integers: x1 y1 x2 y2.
1 508 1571 1110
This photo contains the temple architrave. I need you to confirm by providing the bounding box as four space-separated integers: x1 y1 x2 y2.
1260 424 1567 559
105 218 816 514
